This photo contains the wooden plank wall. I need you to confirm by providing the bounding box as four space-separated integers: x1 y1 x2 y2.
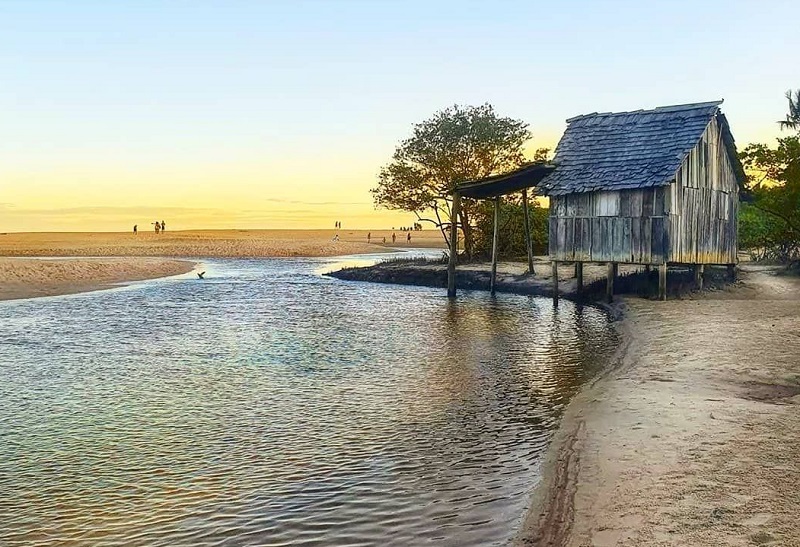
548 116 739 265
668 117 738 264
549 187 667 263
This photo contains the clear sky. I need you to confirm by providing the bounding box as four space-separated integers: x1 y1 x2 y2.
1 0 798 232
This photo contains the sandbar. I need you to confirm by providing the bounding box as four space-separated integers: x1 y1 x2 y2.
0 257 196 301
0 229 445 258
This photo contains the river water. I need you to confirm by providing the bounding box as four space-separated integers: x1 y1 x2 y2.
0 253 618 546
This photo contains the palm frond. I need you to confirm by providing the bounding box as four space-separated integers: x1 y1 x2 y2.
779 89 800 131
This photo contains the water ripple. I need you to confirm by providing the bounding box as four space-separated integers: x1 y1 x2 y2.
0 256 618 546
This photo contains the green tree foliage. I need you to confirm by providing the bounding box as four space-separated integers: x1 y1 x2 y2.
473 198 550 259
739 90 800 263
371 104 531 256
470 147 552 259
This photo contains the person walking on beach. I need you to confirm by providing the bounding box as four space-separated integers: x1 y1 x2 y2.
392 232 396 243
133 224 137 235
407 232 411 244
160 220 165 232
367 232 371 243
382 236 386 244
154 220 160 234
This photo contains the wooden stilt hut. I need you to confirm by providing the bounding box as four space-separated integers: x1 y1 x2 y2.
446 101 746 302
538 100 746 301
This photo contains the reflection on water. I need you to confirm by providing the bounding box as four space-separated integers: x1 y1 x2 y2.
0 255 618 546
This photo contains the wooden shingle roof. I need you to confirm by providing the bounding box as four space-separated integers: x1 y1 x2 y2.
538 101 744 196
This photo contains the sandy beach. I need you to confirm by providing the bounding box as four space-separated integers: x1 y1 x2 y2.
0 257 196 301
518 264 800 546
0 229 444 301
0 229 446 258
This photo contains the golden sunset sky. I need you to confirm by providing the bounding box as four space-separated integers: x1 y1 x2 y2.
1 1 796 232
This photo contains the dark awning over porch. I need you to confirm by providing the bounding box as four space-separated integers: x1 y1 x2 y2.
455 162 556 199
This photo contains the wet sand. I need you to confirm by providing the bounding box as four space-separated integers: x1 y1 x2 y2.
517 264 800 546
0 229 445 258
0 258 196 301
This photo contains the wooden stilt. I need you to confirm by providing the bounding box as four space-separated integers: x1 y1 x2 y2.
694 264 704 290
606 262 616 303
576 262 584 296
551 261 559 305
447 192 461 298
727 264 736 282
490 196 500 295
658 263 667 301
521 188 535 275
645 264 652 273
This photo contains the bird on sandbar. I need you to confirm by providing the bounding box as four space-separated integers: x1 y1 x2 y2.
197 271 206 279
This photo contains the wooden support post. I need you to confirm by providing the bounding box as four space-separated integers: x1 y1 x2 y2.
521 188 535 275
447 191 461 298
658 263 667 301
727 264 736 282
490 197 500 296
694 264 704 291
551 261 559 305
606 262 616 303
645 264 652 273
576 262 584 296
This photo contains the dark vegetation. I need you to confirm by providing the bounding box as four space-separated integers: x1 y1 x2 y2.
739 89 800 269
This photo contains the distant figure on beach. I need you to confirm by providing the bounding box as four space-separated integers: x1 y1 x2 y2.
154 221 160 234
392 232 396 243
382 236 386 243
133 224 137 235
407 232 411 243
332 234 339 242
367 232 371 243
335 221 338 229
160 220 165 232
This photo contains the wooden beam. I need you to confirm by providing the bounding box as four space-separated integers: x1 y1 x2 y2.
694 264 704 290
606 262 616 303
576 262 583 295
521 188 535 275
490 196 500 295
447 191 461 298
659 263 667 301
551 261 559 305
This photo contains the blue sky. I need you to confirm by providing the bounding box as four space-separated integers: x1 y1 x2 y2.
1 0 798 230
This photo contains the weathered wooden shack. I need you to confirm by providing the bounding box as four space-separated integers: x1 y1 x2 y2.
538 101 746 299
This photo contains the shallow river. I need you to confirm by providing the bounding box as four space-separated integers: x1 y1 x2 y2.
0 253 618 546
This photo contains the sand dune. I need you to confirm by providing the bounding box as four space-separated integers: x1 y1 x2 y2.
0 257 196 301
0 229 445 258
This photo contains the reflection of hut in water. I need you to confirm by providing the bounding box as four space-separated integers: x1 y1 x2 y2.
447 101 746 301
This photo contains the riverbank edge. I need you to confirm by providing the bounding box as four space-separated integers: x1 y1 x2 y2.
0 257 198 301
512 300 631 546
513 266 800 546
326 262 590 303
326 260 635 543
329 261 800 545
